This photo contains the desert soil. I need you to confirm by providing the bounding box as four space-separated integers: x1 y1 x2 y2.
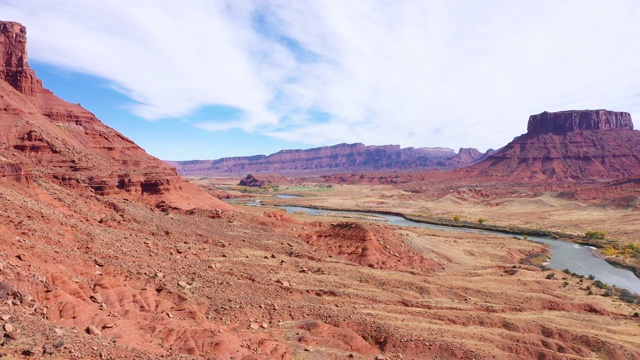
1 178 639 359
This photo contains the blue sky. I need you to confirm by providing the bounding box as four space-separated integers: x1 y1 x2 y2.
2 1 640 160
31 61 305 160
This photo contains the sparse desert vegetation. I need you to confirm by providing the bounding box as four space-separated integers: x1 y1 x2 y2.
585 230 607 240
2 12 640 360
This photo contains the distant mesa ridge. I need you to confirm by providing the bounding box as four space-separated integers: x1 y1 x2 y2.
6 19 633 186
167 143 493 176
527 110 633 134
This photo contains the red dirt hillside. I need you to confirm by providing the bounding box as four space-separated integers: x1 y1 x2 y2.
0 21 232 211
299 221 438 273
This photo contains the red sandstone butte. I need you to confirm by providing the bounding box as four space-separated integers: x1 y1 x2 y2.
467 110 640 182
0 21 232 210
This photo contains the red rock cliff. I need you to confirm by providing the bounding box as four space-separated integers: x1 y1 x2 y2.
0 21 232 210
527 110 633 134
469 110 640 182
168 143 488 176
0 21 41 95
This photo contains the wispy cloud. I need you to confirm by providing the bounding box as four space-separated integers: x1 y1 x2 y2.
2 0 640 152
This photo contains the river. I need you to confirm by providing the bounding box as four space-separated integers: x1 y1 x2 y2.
278 204 640 294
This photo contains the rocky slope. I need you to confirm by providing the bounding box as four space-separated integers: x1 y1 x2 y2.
1 20 640 360
467 110 640 182
0 21 231 211
167 143 491 176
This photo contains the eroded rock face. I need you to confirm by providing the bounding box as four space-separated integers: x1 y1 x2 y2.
0 22 41 95
469 110 640 182
445 147 494 167
527 110 633 134
299 222 437 272
168 143 489 176
0 21 232 210
238 173 289 187
0 162 29 182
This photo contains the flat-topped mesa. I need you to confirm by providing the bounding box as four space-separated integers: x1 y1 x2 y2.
0 21 41 95
527 110 634 135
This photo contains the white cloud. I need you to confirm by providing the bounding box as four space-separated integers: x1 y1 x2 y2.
2 0 640 153
0 0 278 124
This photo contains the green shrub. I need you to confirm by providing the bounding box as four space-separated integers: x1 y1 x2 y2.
618 289 640 304
623 243 640 258
452 215 461 222
585 230 606 240
477 218 485 225
546 273 555 280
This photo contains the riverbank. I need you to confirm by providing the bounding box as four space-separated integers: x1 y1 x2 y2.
260 199 640 282
403 213 640 279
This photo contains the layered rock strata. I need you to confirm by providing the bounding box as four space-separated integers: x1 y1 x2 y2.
168 143 489 176
469 110 640 181
0 21 231 210
0 21 41 95
528 110 633 134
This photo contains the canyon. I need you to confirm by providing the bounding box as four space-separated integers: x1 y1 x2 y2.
0 20 639 360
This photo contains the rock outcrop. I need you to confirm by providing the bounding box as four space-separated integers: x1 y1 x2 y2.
238 173 289 187
168 143 489 176
0 21 232 210
527 110 634 134
445 147 495 167
0 21 41 95
468 110 640 182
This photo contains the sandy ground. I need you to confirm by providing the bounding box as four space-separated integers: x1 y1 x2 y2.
1 177 639 359
260 183 640 244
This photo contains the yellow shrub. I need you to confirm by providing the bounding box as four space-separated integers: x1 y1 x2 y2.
601 245 620 256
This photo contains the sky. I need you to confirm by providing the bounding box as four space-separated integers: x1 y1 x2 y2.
1 0 640 161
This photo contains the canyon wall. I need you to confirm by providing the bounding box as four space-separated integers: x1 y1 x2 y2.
0 21 231 210
169 143 490 176
470 110 640 181
527 110 633 134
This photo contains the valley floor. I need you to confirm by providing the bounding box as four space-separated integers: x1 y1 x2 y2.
1 178 640 359
257 181 640 276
